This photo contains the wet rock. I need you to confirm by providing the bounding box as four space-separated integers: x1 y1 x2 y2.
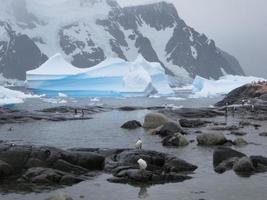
250 156 267 172
213 147 246 168
179 119 208 128
209 125 239 131
143 112 170 129
104 149 197 184
0 160 13 177
60 175 85 185
259 132 267 137
157 121 185 137
162 133 189 147
197 133 227 146
121 120 142 129
233 137 248 146
233 157 255 174
230 131 248 136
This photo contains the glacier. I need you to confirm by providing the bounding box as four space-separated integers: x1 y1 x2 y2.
191 75 266 98
26 54 174 97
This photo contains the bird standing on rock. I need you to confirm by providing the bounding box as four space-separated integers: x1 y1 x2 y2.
135 138 143 150
137 158 147 174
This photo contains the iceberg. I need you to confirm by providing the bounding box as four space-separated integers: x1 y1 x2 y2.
191 75 266 98
26 54 173 97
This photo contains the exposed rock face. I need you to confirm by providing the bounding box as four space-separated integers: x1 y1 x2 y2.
0 0 244 80
0 21 47 80
216 82 267 106
162 133 189 147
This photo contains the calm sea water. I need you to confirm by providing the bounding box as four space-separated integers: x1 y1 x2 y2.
0 95 267 200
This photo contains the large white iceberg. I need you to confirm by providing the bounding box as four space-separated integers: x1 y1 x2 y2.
191 75 266 98
26 54 173 97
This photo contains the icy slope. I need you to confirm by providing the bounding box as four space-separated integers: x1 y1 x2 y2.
26 54 173 97
191 75 266 98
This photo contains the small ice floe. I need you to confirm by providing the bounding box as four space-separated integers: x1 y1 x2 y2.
58 92 68 98
162 103 183 110
166 97 185 101
90 97 100 102
42 98 67 104
149 94 161 98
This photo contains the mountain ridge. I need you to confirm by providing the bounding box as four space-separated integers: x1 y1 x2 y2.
0 0 244 81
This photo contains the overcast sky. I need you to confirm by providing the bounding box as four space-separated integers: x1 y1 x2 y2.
118 0 267 78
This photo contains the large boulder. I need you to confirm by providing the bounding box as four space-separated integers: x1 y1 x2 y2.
213 147 246 169
162 133 189 147
197 133 227 145
121 120 142 129
143 112 170 129
157 121 184 137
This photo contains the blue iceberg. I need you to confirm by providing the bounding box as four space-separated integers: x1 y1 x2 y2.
26 54 173 97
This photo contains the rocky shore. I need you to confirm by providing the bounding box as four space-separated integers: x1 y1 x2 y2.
1 82 267 198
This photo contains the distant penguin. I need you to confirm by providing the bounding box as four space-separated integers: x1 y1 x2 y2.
135 138 143 150
251 104 255 112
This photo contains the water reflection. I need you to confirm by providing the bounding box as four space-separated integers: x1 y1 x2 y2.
138 186 149 199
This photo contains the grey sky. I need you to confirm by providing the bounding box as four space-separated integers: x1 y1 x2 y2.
118 0 267 78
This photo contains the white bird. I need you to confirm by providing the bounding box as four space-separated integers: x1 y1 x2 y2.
137 158 147 171
135 138 143 150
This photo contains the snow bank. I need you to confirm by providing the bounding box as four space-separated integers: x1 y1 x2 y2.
191 75 266 98
0 86 38 106
27 54 174 97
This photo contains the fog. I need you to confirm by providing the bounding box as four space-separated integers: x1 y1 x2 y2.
118 0 267 78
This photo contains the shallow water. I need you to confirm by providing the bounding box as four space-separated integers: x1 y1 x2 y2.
1 96 267 200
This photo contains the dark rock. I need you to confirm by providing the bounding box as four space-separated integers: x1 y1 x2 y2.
233 157 255 174
121 120 142 129
60 175 85 185
259 132 267 137
230 131 248 136
0 160 13 177
213 147 246 168
179 119 208 128
250 156 267 172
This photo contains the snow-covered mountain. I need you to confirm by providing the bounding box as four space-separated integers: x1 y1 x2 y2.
0 0 244 81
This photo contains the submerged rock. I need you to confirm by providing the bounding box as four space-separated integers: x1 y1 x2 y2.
121 120 142 129
143 112 170 129
197 133 227 146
